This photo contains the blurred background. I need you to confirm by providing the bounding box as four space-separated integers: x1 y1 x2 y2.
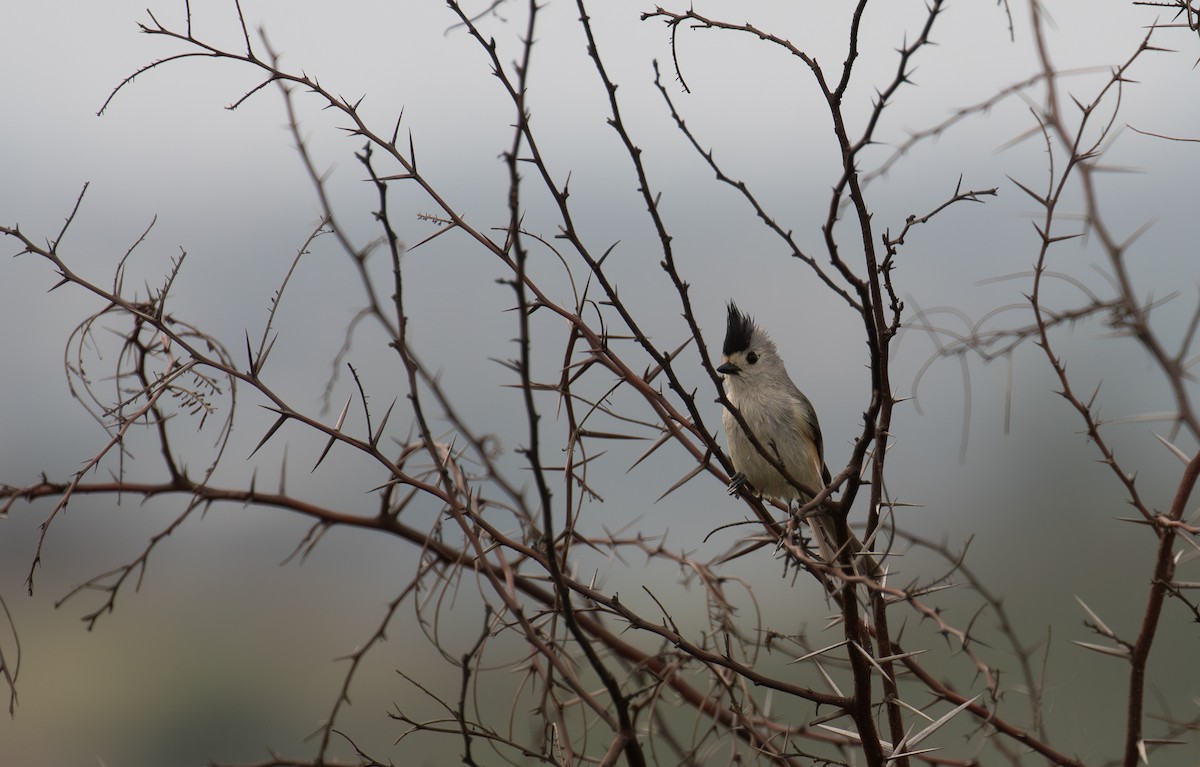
2 0 1199 764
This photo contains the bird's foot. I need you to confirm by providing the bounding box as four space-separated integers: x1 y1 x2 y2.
727 472 749 496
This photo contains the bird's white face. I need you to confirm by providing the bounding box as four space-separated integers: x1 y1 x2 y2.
719 335 785 394
720 302 793 404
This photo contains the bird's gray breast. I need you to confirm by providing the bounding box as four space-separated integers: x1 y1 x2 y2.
723 388 819 501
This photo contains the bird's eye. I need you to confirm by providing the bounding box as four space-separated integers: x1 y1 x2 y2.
746 352 759 365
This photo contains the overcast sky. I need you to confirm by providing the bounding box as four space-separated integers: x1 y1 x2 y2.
3 1 1199 765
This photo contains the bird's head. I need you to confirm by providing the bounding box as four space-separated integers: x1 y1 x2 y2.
718 302 784 389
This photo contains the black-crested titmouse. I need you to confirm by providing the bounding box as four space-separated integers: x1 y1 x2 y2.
718 301 876 575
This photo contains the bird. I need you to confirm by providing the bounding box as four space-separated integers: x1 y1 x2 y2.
717 301 876 576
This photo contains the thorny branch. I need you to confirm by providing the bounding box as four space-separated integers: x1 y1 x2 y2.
3 1 1200 766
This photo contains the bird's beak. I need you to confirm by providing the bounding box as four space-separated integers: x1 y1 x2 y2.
717 361 740 376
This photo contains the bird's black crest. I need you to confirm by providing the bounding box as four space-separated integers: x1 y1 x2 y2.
723 302 755 356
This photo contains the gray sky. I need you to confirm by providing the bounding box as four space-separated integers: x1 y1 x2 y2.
3 1 1199 765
